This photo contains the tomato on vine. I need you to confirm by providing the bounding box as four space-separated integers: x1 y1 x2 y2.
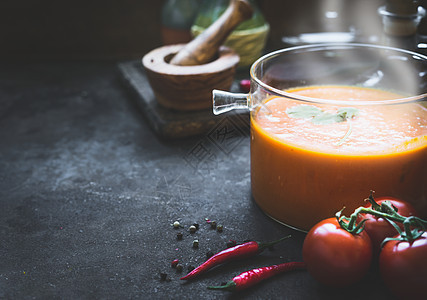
358 193 418 256
303 192 427 293
302 216 372 287
379 230 427 299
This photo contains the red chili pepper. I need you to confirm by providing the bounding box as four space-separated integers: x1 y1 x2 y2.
208 261 306 291
180 235 291 280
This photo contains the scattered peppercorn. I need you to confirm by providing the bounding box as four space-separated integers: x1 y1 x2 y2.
176 264 184 272
177 232 183 240
173 221 180 228
187 265 195 272
210 221 217 229
216 224 223 232
206 251 214 259
160 272 168 281
193 239 199 248
189 225 197 233
226 240 237 248
171 259 179 268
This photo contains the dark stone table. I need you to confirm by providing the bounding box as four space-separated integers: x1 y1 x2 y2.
0 61 393 299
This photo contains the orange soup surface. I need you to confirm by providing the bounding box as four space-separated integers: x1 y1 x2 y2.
251 85 427 231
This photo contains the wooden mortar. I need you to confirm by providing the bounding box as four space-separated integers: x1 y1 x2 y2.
142 0 253 111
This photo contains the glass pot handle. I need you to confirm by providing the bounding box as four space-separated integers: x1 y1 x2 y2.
212 89 250 115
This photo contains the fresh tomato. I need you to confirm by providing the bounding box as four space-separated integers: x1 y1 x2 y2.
302 217 372 287
379 232 427 299
358 197 418 256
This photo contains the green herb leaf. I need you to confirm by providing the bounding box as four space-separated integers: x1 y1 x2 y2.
286 105 322 119
312 112 342 125
287 105 360 146
337 107 359 120
286 105 359 125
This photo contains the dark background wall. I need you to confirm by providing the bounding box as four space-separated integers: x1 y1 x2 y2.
0 0 426 61
0 1 164 60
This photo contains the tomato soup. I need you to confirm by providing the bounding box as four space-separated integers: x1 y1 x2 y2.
251 85 427 231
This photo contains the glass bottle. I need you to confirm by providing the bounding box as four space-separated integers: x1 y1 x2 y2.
161 0 200 45
281 0 359 47
191 0 269 68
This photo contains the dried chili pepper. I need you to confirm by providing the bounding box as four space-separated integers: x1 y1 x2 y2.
180 235 291 280
208 261 306 291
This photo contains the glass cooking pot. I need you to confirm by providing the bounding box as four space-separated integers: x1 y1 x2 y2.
213 43 427 231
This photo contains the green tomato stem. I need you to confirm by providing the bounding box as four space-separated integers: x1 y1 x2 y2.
208 280 236 291
365 191 381 211
257 235 291 251
337 192 427 241
346 206 427 234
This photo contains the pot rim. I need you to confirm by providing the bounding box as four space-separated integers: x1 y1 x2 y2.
250 43 427 106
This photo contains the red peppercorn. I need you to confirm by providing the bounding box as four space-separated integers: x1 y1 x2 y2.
171 259 179 268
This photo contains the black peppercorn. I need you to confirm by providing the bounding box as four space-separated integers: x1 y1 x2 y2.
189 225 197 233
176 264 183 272
226 240 237 248
187 265 195 272
160 272 168 281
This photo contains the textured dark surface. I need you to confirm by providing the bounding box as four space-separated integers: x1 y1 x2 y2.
0 61 393 299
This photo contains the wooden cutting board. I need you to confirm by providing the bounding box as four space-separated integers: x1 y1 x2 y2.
118 60 249 139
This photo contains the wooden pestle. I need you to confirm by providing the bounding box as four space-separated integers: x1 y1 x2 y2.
169 0 253 66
